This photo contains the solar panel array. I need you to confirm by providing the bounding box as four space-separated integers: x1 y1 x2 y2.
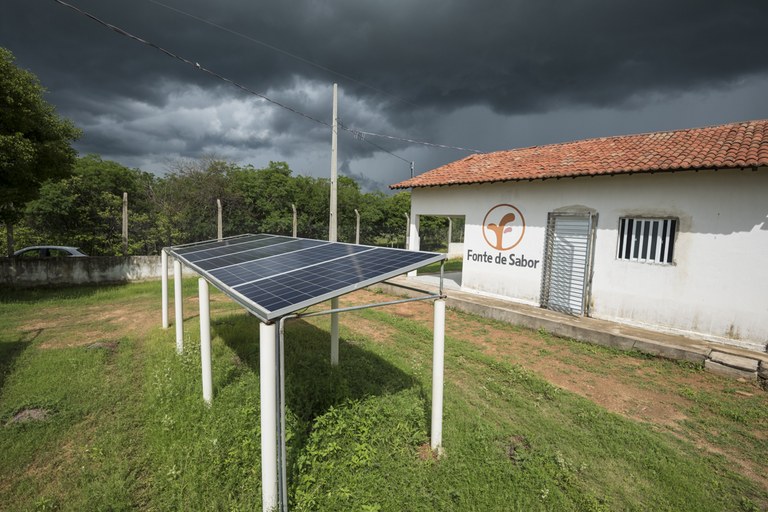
169 234 445 321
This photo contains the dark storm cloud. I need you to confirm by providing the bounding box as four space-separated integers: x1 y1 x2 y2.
1 0 767 185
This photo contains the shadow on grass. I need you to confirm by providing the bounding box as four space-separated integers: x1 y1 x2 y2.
0 328 42 392
214 313 419 424
212 312 422 481
0 282 131 304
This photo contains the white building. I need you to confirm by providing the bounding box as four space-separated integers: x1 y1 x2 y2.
392 120 768 352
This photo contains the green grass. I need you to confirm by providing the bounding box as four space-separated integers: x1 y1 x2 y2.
0 281 765 511
418 257 463 274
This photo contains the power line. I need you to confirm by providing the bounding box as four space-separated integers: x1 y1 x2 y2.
339 123 484 154
53 0 331 129
341 124 412 164
52 0 479 168
143 0 417 108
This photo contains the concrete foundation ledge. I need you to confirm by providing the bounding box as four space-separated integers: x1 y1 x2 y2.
373 278 767 387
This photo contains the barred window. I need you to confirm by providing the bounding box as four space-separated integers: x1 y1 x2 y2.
617 217 676 264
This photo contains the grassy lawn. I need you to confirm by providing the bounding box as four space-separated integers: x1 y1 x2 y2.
0 281 766 511
417 257 463 274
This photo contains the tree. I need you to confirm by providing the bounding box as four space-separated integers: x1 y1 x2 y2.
229 161 297 236
0 47 80 255
380 191 411 247
25 155 159 255
154 157 243 245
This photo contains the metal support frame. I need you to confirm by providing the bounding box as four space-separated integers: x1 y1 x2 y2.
173 259 183 354
165 234 449 511
431 298 446 450
270 290 447 510
330 297 339 365
161 249 169 329
199 278 213 405
260 322 279 511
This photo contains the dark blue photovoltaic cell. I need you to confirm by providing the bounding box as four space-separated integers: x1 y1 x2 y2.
194 238 324 270
210 242 372 286
182 235 294 263
169 234 443 321
233 247 437 315
174 234 270 255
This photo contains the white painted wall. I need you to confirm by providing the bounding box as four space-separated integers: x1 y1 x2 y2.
409 167 768 350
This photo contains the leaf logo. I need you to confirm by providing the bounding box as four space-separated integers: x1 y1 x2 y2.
482 204 526 251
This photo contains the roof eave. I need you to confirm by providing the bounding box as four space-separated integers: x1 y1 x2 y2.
390 164 766 190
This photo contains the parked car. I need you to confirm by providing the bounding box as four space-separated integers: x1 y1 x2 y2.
13 246 88 258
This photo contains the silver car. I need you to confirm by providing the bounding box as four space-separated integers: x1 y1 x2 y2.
13 246 88 258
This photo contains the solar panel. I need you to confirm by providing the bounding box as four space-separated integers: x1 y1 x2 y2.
169 234 445 321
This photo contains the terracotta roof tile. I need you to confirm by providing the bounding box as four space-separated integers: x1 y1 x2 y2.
391 119 768 189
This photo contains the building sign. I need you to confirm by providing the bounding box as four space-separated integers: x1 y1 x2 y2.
482 204 525 250
467 203 540 269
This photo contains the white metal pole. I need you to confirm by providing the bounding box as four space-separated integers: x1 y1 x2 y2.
199 278 213 405
329 83 340 366
431 299 446 451
330 305 339 365
217 199 223 241
259 322 278 512
174 259 183 354
161 249 169 329
447 217 453 249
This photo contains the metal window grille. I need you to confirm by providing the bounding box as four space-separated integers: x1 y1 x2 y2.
617 217 676 264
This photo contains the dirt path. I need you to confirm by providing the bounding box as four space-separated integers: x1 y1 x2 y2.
337 289 768 491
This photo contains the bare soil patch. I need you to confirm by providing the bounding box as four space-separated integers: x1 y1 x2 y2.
7 408 50 425
344 290 717 427
24 292 239 350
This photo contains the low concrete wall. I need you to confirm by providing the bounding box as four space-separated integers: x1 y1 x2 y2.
0 256 194 287
447 243 464 259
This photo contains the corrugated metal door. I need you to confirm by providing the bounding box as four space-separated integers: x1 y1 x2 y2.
541 214 594 316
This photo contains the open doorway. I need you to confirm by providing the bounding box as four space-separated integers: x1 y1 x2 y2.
414 215 464 289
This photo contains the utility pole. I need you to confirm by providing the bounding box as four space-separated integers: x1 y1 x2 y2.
329 83 339 366
122 192 128 256
329 83 338 243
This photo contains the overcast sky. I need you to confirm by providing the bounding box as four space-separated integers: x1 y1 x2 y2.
3 0 767 191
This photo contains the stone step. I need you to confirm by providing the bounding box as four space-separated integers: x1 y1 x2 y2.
709 351 759 372
704 360 758 381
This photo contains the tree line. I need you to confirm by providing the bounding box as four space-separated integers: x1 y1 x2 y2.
2 155 426 256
